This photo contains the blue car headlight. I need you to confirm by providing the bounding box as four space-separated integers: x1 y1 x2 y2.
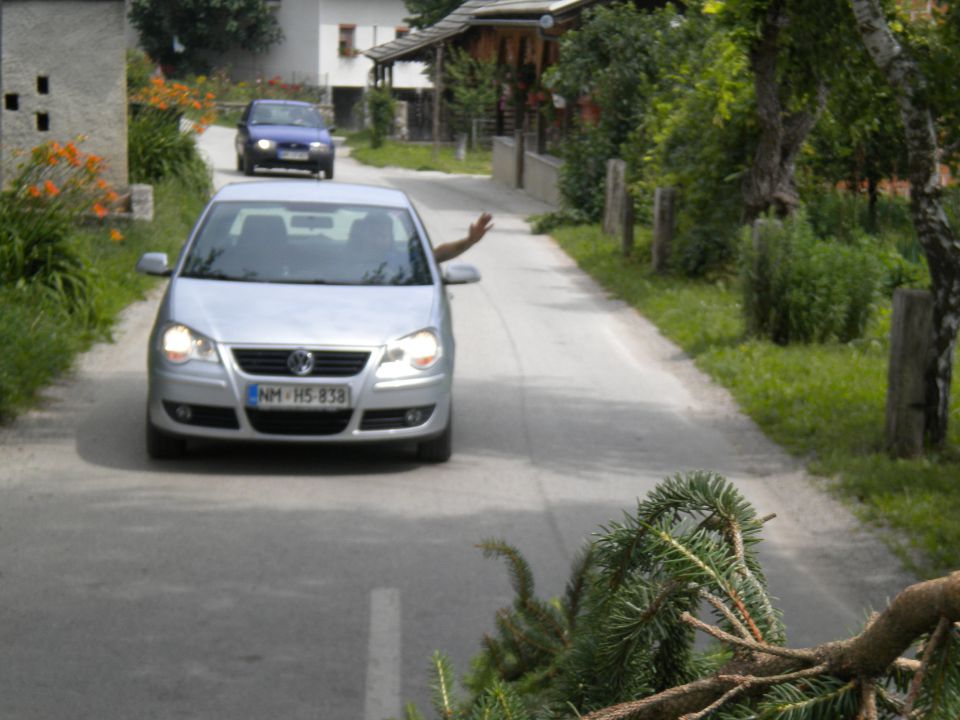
256 139 276 151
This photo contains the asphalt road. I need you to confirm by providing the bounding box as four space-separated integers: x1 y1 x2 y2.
0 127 913 720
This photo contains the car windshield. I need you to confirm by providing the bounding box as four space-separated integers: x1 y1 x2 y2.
249 104 323 128
180 201 433 286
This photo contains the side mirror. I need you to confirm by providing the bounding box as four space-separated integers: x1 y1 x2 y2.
136 252 172 276
442 263 481 285
327 125 337 134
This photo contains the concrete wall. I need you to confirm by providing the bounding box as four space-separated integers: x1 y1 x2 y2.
492 135 561 207
1 0 128 187
523 150 562 207
492 135 519 188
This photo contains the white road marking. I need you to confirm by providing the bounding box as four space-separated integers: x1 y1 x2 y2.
364 587 402 720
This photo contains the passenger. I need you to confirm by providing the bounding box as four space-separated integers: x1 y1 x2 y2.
434 212 493 263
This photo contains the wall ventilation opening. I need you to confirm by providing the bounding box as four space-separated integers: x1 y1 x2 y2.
4 94 19 111
37 76 50 94
36 112 50 131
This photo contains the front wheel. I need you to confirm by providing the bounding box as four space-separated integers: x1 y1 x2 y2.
416 415 452 463
323 161 334 180
236 153 243 171
146 419 186 459
243 153 255 177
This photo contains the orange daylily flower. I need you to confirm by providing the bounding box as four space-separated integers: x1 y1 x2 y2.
44 180 60 196
110 228 124 242
28 185 42 198
93 202 108 219
105 190 119 203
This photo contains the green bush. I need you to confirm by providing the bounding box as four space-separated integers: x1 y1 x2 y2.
128 108 210 193
557 123 611 222
740 211 882 345
366 86 395 149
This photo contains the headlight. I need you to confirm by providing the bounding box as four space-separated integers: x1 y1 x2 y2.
256 139 275 150
159 324 220 364
310 141 330 150
377 329 441 378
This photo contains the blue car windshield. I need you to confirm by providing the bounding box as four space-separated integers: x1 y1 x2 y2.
180 201 433 286
249 104 323 128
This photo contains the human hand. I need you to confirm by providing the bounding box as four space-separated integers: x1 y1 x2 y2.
467 212 494 246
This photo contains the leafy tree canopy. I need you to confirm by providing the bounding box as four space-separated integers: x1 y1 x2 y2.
403 0 462 30
129 0 283 75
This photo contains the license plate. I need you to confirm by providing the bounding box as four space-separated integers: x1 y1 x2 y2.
279 150 309 161
247 384 350 410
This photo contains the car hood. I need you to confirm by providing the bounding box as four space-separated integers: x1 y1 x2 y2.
249 124 332 145
167 278 438 347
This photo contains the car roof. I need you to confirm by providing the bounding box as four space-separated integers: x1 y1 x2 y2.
249 99 314 108
212 181 413 209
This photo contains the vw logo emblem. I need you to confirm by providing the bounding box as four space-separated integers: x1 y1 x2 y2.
287 348 315 376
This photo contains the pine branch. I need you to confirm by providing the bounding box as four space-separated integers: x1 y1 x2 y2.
678 663 830 720
901 615 950 718
859 678 878 720
680 612 816 662
700 590 753 642
429 651 459 720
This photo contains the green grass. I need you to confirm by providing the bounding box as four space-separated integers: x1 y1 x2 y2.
346 130 492 175
0 178 207 423
550 223 960 578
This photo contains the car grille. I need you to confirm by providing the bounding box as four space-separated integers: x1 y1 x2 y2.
163 401 240 429
245 408 353 435
360 405 435 431
232 349 370 377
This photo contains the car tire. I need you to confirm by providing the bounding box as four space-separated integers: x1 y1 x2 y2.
236 153 243 171
324 161 334 180
416 413 452 463
146 418 186 459
243 154 255 177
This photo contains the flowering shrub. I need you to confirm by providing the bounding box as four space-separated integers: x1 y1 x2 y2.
130 76 218 132
0 139 122 313
128 77 213 191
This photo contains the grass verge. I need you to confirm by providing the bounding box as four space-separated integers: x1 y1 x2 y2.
346 130 492 175
0 178 207 423
549 223 960 578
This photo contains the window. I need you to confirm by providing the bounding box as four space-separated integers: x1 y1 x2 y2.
339 24 356 57
4 94 18 111
36 112 50 131
395 26 409 39
37 76 49 94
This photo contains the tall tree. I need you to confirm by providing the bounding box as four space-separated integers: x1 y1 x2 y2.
403 0 462 30
848 0 960 448
128 0 283 75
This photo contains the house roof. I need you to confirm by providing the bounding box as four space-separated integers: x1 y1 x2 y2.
364 0 493 63
365 0 603 64
471 0 595 18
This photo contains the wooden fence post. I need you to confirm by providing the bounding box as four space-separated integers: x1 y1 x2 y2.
513 129 525 189
603 159 627 236
886 288 933 458
621 195 634 257
652 187 676 273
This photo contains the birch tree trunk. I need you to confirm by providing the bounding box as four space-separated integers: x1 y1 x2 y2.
849 0 960 448
742 0 826 220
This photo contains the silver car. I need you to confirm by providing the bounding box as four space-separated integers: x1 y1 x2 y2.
136 180 480 462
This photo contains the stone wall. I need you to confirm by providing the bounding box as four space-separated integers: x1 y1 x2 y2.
1 0 128 187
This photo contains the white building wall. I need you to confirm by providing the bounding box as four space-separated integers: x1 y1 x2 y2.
216 0 430 92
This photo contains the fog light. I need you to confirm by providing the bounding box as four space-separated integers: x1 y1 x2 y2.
404 408 424 427
174 404 193 422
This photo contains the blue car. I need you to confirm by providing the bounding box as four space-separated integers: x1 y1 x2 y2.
235 99 336 179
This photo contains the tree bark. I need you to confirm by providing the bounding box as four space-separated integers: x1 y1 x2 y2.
742 0 827 221
583 572 960 720
849 0 960 448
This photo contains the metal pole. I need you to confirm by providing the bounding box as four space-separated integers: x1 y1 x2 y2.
432 44 443 162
